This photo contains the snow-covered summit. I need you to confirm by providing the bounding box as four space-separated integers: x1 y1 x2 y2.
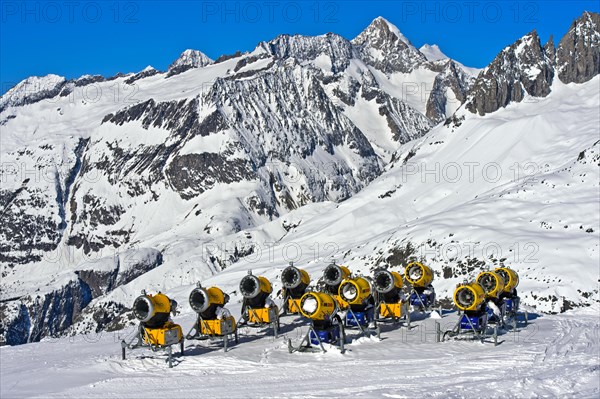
167 49 213 77
0 74 66 112
420 44 448 61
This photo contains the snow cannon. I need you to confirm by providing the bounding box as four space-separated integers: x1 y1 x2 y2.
299 291 338 321
453 282 486 312
373 270 409 324
476 271 507 326
404 262 433 287
444 282 492 342
239 271 279 336
494 267 520 316
404 262 436 311
288 291 345 353
338 276 378 336
122 291 184 368
476 271 505 299
281 263 311 314
339 276 372 306
494 267 519 294
186 283 238 351
320 263 351 309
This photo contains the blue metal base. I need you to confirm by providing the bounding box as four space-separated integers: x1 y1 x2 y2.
309 326 341 345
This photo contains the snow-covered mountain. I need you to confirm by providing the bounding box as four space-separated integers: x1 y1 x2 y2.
0 13 599 346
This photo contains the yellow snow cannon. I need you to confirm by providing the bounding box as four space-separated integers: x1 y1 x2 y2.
321 263 351 309
404 262 433 287
494 267 521 317
445 282 495 343
338 277 372 306
404 262 436 310
373 269 409 323
239 271 279 336
453 282 486 312
121 290 184 368
186 283 238 351
299 291 338 321
338 276 379 337
288 291 345 353
281 263 311 314
494 267 519 294
476 271 505 299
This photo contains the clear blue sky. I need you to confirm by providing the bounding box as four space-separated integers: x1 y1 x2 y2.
1 1 598 93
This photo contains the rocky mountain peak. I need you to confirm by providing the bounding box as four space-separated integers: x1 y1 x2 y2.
465 29 554 115
352 16 426 73
166 49 213 77
556 11 600 83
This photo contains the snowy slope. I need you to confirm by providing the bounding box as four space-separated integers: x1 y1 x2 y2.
0 305 598 398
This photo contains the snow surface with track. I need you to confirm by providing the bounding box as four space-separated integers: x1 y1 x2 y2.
1 303 598 398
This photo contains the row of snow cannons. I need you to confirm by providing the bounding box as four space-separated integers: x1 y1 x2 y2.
120 261 436 366
120 262 523 366
442 267 527 345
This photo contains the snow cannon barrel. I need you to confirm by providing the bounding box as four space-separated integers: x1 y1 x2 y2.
494 267 519 294
373 270 403 294
189 285 228 319
453 282 486 312
404 262 433 288
299 291 338 321
322 264 351 288
281 265 310 299
339 277 372 306
239 273 272 308
133 292 174 328
476 271 505 299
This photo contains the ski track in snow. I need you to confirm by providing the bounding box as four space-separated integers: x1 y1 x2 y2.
1 308 598 398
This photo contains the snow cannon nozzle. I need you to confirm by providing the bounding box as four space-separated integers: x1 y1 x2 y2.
373 269 403 294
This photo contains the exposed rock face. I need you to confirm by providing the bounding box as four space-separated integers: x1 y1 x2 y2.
125 67 160 84
465 31 555 115
426 61 471 122
0 248 162 345
544 35 556 65
556 12 600 84
166 49 213 77
258 33 354 73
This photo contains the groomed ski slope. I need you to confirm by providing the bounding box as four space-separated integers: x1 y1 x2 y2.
1 304 598 398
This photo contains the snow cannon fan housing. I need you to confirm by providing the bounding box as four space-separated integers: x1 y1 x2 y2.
133 292 175 328
281 265 310 299
299 292 338 321
189 286 228 319
322 264 351 292
494 267 519 294
373 270 403 298
453 282 486 312
240 274 272 308
476 271 505 299
404 262 433 288
339 277 372 306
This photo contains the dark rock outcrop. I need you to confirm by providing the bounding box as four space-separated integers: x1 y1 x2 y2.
556 12 600 84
